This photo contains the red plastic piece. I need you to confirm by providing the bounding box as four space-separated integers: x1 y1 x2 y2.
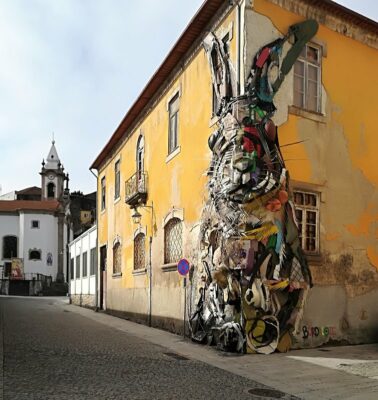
256 47 271 68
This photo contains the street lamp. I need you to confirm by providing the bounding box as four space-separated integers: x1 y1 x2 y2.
131 208 142 224
129 202 154 327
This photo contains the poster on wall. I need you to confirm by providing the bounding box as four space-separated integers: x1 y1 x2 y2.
46 252 53 266
11 258 24 280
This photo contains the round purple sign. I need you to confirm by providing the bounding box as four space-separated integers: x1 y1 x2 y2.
177 259 190 276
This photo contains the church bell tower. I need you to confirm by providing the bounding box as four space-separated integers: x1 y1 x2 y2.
40 140 69 201
40 140 70 283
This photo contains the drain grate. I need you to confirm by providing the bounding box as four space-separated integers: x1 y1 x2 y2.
318 348 331 352
248 388 285 398
163 352 189 361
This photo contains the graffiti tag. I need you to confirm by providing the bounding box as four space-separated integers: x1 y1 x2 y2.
302 325 336 339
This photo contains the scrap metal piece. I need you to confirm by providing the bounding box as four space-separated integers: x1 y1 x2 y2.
192 20 317 354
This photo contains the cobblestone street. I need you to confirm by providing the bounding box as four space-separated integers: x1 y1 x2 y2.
0 296 296 400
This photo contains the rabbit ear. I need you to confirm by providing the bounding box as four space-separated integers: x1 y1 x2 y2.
280 19 319 76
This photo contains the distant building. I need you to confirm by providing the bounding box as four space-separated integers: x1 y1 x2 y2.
68 225 97 308
0 187 42 201
0 191 16 201
16 187 42 201
69 191 96 238
0 141 70 294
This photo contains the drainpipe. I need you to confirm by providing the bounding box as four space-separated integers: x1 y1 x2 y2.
148 235 152 327
236 0 245 96
89 168 99 309
148 201 154 327
67 243 71 302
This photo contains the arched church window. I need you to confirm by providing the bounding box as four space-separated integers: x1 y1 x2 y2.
2 235 18 259
47 182 55 198
113 241 122 274
29 249 42 261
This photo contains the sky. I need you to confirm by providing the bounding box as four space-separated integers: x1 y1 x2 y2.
0 0 376 195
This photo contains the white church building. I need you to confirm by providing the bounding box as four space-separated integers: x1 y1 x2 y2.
0 141 71 290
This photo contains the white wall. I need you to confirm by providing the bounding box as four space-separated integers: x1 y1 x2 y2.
69 225 97 296
20 212 59 278
0 211 60 279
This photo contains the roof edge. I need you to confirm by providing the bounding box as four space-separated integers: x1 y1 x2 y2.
91 0 378 171
90 0 226 170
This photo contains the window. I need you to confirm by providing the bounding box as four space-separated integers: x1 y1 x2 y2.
168 93 179 154
136 135 144 179
90 248 96 276
70 258 74 280
114 160 120 199
2 236 18 259
113 241 121 274
31 220 40 229
164 218 182 264
101 176 106 210
134 233 145 270
293 43 321 113
82 251 88 277
76 255 80 278
47 182 55 198
29 249 42 260
294 190 320 254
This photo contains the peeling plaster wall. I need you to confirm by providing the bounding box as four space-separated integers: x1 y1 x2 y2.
249 0 378 346
97 7 238 331
96 0 378 346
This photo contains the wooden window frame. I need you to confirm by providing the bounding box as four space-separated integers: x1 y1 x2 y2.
293 190 320 255
164 217 183 264
112 241 122 275
114 160 121 200
168 93 180 155
293 43 322 114
133 233 146 270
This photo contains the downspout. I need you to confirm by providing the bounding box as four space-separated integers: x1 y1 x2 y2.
90 168 99 309
236 0 246 96
149 235 152 327
148 201 154 327
66 242 70 302
236 0 241 95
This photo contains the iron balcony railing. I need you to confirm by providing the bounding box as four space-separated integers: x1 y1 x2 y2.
1 271 52 284
125 171 148 206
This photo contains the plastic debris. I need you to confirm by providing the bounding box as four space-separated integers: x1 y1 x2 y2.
190 20 318 354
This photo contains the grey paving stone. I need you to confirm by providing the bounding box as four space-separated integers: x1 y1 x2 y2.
0 297 298 400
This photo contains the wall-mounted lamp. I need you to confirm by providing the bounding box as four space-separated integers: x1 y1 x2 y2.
130 201 154 328
131 208 142 224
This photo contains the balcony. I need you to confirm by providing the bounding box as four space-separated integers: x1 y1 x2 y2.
125 171 148 207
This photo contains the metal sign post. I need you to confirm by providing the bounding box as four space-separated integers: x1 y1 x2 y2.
183 277 187 339
177 259 190 339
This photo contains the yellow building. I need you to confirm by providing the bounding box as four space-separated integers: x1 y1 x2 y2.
91 0 378 348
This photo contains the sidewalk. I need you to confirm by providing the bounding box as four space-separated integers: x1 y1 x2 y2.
66 302 378 400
